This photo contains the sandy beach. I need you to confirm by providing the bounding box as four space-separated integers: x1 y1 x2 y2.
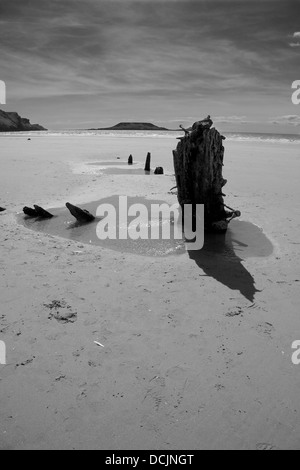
0 132 300 450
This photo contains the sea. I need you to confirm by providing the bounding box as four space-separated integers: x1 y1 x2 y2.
0 129 300 144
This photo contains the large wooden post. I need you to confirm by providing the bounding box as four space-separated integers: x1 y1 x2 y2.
173 117 240 232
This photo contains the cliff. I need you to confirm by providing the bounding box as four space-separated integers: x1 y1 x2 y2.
0 110 46 132
91 122 169 131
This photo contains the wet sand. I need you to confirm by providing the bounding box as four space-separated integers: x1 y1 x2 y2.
0 134 300 450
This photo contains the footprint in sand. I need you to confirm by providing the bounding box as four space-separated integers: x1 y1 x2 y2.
255 322 275 338
72 347 84 359
256 443 278 450
226 307 243 317
77 387 88 401
165 365 187 380
44 300 77 324
143 376 166 411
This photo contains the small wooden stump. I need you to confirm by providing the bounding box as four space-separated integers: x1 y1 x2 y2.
66 202 95 222
154 167 164 175
128 155 133 165
144 152 151 172
23 205 53 218
23 206 38 217
34 205 54 218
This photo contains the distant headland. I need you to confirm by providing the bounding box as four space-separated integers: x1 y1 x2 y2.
89 122 177 131
0 109 46 132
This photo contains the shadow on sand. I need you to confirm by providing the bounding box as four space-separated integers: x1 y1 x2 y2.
188 220 273 302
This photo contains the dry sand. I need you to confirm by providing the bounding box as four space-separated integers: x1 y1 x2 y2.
0 134 300 450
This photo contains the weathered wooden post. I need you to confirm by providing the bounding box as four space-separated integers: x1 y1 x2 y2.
34 205 54 218
173 116 240 232
66 202 95 222
128 155 133 165
23 205 53 218
144 152 151 172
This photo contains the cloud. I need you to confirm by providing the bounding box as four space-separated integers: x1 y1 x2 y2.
0 0 297 98
0 0 299 129
215 116 248 124
272 115 300 126
293 32 300 38
289 43 300 47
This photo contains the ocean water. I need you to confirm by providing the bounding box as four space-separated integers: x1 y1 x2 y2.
1 129 300 144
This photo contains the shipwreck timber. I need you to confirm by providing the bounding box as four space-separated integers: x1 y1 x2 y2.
173 116 240 232
66 202 95 222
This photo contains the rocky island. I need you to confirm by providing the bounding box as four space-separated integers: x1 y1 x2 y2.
0 109 46 132
90 122 170 131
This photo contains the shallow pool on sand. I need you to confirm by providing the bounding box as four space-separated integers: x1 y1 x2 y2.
17 196 273 260
17 196 186 257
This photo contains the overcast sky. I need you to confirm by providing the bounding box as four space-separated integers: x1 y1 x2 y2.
0 0 299 132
